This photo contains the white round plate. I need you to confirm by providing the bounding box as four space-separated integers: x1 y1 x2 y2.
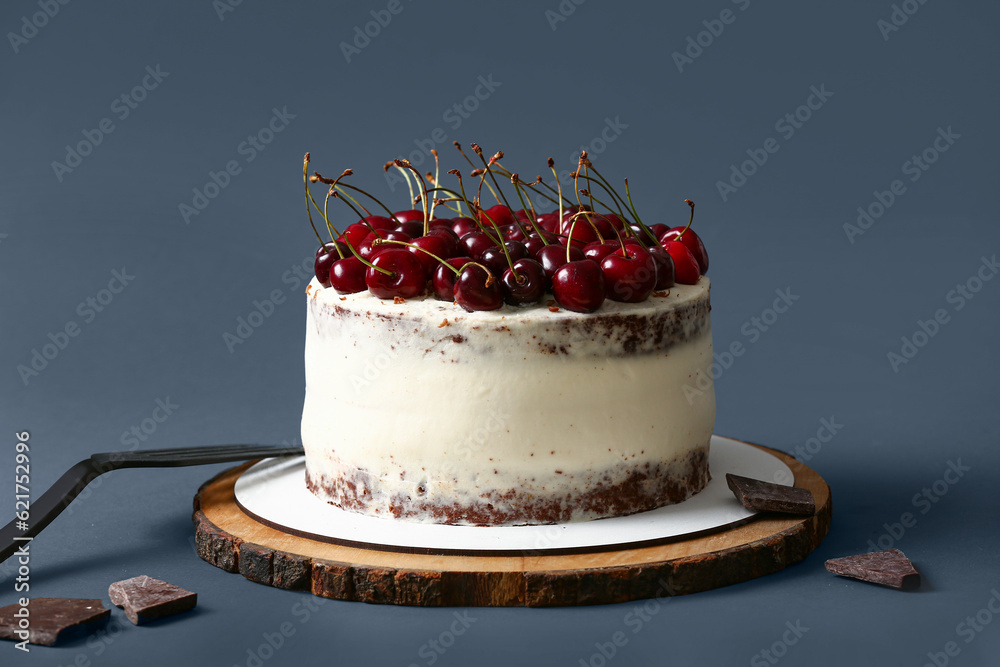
234 435 792 554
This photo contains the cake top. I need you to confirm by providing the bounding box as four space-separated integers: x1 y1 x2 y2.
307 276 711 358
301 143 710 314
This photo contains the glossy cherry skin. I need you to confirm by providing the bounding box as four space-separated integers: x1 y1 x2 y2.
601 246 657 303
601 213 626 231
451 216 479 237
538 212 560 233
537 244 585 280
314 250 337 287
660 227 709 274
559 215 601 247
409 234 456 272
363 215 396 232
454 264 503 312
583 241 620 264
365 248 428 299
552 260 606 313
500 224 527 242
339 222 370 250
359 230 411 260
501 258 547 306
663 241 701 285
479 241 528 277
329 255 367 294
395 220 425 238
428 225 460 243
428 218 453 230
392 209 424 224
478 204 516 229
647 223 670 241
523 234 548 258
460 230 499 259
315 241 347 258
647 245 676 289
433 256 473 301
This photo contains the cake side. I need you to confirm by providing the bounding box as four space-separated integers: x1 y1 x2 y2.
300 277 716 526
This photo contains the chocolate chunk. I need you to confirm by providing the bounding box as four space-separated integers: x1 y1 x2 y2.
0 598 110 646
725 473 816 515
825 549 921 589
108 575 197 625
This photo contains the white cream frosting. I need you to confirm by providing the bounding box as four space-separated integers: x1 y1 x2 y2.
301 276 716 524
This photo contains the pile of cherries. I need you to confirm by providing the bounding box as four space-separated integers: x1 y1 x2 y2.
305 149 709 314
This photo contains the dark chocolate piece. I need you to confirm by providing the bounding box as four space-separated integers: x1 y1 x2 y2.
726 473 816 515
0 598 110 646
825 549 920 589
108 575 197 625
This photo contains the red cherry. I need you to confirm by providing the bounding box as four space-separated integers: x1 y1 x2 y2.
314 250 337 287
359 230 411 260
363 215 396 231
501 258 547 306
395 220 424 237
647 223 670 240
601 246 657 303
663 241 701 285
433 256 472 301
339 223 369 250
538 212 560 233
537 244 585 280
523 233 548 258
454 264 503 312
601 213 626 231
428 226 460 244
500 224 527 242
660 227 709 275
583 241 619 263
392 209 424 224
315 241 347 258
409 234 455 272
460 230 499 259
478 204 516 229
329 256 367 294
428 218 453 229
552 260 606 313
480 241 528 277
647 245 676 289
451 217 478 237
559 215 600 247
365 248 427 299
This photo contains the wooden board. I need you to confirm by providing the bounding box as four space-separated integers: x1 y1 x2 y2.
192 442 831 606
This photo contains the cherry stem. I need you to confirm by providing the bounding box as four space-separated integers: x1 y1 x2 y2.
329 181 402 226
510 175 548 244
677 199 696 239
480 207 522 282
488 160 564 208
549 158 565 230
303 153 326 250
476 150 531 239
322 189 345 260
306 177 343 243
386 161 416 205
572 173 631 223
448 169 502 244
394 159 430 234
623 178 661 246
428 150 441 221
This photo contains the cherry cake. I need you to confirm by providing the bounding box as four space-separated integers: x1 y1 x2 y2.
298 146 715 525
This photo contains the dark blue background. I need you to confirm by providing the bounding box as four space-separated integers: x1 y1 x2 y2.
2 1 998 665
